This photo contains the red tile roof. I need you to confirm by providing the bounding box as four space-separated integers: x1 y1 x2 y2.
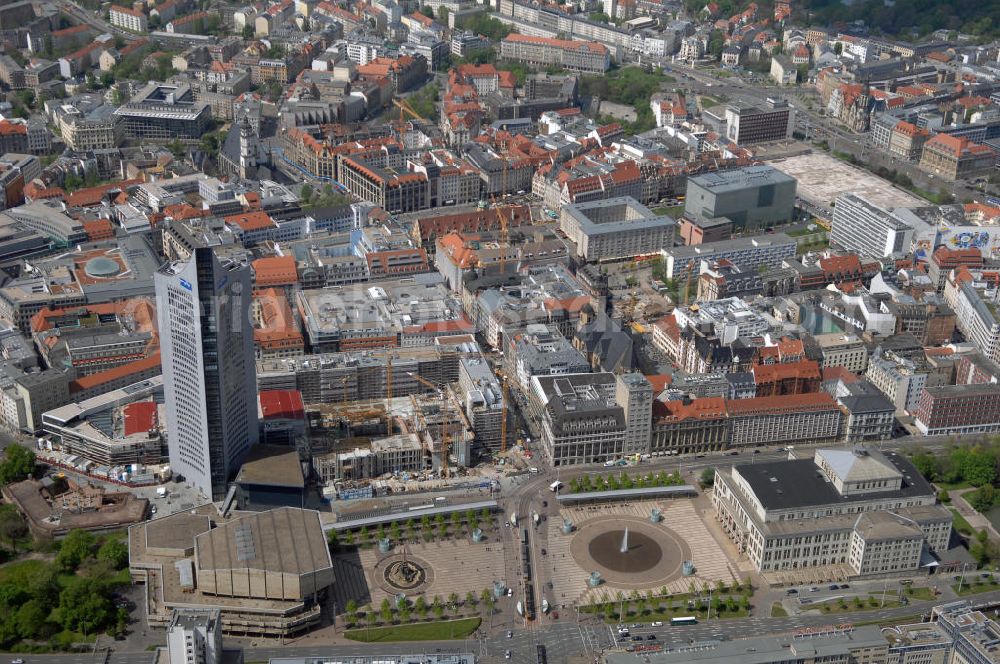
123 401 158 436
259 389 305 420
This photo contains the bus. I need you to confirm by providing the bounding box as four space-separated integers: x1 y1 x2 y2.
671 616 697 626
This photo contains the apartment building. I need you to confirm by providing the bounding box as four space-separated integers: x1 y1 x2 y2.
109 5 148 32
713 448 951 576
499 34 611 73
887 121 929 161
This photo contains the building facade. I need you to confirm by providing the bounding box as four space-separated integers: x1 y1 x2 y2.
155 247 259 500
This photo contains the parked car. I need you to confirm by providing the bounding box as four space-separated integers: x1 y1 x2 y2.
651 621 663 627
786 588 798 595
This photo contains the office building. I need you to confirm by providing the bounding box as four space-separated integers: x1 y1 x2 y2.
934 601 1000 664
945 279 1000 366
458 356 506 453
724 99 794 145
831 193 915 258
114 82 212 142
683 166 797 231
914 383 1000 436
46 94 123 151
166 610 223 664
500 34 610 73
155 247 258 500
560 197 676 262
919 134 996 181
510 324 590 392
531 372 626 466
814 333 869 373
713 448 952 576
661 233 797 280
605 624 889 664
616 373 652 456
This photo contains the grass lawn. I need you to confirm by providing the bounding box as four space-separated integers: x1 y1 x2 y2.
950 508 975 536
807 595 901 614
0 558 48 584
344 617 481 642
652 206 686 218
903 587 938 601
699 96 719 107
771 602 788 617
952 580 1000 596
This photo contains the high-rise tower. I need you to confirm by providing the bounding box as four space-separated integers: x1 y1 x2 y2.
155 246 258 500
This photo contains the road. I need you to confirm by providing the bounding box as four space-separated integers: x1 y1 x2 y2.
9 590 1000 664
58 0 140 40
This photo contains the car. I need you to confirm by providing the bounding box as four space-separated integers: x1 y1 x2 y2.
150 505 157 514
647 635 657 641
632 623 641 628
776 447 786 452
632 636 643 642
507 631 513 639
728 451 739 456
541 548 547 556
809 586 819 592
507 588 513 597
829 584 839 591
542 501 548 507
504 651 512 659
651 621 663 627
12 659 24 664
786 588 798 595
839 584 850 589
753 449 760 454
696 454 705 458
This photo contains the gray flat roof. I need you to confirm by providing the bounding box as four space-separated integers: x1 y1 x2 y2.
325 500 498 531
665 233 795 260
736 451 934 512
556 485 697 503
270 656 475 664
687 165 796 193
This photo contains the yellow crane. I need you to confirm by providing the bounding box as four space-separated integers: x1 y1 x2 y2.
393 98 426 125
490 194 510 274
406 372 453 478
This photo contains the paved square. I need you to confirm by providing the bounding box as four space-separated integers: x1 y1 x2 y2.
768 152 926 209
544 499 739 607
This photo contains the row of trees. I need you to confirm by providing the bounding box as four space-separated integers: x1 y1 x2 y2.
568 470 685 493
586 578 753 621
0 530 130 648
329 508 495 549
344 588 495 627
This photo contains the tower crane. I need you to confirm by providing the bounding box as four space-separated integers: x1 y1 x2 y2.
406 372 454 478
490 194 510 275
393 98 426 125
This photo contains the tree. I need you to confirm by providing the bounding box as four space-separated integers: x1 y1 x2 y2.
58 578 112 635
390 521 402 542
299 183 313 204
0 445 35 485
708 30 725 59
972 485 997 513
380 597 393 623
97 538 129 569
450 511 461 530
0 505 27 553
833 42 842 55
433 596 445 619
911 452 938 481
345 598 358 622
15 599 50 639
415 595 428 617
419 5 434 18
56 529 96 572
448 591 460 608
700 467 715 487
465 590 477 607
242 24 254 39
436 6 449 23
